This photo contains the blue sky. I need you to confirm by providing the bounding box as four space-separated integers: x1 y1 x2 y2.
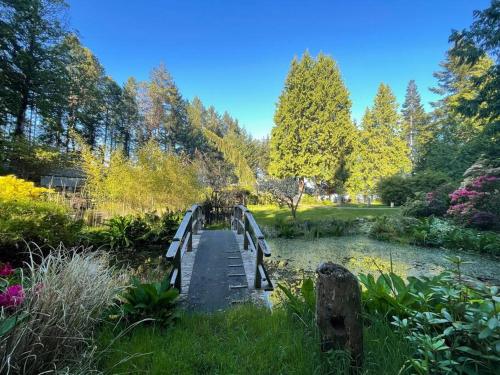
68 0 490 138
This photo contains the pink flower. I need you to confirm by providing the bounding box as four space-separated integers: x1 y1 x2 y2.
0 263 14 277
0 284 25 308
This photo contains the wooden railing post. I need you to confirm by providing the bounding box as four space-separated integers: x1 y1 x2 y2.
254 244 263 289
243 211 249 250
187 215 193 252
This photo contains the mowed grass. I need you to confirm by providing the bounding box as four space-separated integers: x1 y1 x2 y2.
248 203 400 227
98 305 411 375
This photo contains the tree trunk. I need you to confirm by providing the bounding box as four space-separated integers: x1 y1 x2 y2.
316 262 363 372
14 87 30 137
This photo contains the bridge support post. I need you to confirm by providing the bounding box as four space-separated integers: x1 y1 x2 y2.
316 262 363 372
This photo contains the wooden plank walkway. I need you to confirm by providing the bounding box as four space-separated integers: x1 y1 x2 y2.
179 229 268 311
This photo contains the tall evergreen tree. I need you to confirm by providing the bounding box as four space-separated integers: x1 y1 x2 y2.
346 84 411 200
418 53 494 178
0 0 68 137
269 52 356 190
401 80 428 166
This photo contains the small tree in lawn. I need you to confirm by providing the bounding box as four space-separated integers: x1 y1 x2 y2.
259 178 305 219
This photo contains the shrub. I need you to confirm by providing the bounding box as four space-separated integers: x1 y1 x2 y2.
0 175 54 201
370 216 500 255
368 215 420 242
270 217 357 239
378 171 452 206
82 211 183 250
448 174 500 229
378 175 413 206
0 246 123 374
0 200 82 260
362 257 500 374
109 275 179 326
402 183 454 218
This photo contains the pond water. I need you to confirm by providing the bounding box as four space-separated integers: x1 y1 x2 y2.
267 235 500 285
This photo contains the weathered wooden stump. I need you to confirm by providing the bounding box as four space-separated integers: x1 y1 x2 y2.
316 262 363 370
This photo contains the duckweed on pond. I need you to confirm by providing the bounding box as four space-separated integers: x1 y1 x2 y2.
268 235 500 285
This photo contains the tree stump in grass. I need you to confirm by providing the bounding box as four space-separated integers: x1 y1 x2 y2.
316 262 363 371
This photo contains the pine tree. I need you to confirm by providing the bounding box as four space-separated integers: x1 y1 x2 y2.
402 80 428 166
269 52 356 190
0 0 68 137
346 84 411 200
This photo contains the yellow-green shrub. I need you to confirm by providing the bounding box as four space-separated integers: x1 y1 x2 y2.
0 175 54 201
0 200 81 258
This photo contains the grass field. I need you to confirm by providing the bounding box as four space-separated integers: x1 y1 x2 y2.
98 305 411 375
248 203 400 227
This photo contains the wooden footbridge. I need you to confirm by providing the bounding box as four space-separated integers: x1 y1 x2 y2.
166 205 274 311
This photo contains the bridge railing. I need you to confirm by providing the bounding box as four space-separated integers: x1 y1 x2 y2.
166 204 204 291
232 205 273 291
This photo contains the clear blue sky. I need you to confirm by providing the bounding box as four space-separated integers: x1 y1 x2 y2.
68 0 490 138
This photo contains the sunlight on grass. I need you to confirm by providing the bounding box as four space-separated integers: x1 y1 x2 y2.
98 305 411 375
248 203 400 227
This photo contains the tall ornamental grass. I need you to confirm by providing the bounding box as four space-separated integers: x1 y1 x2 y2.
0 246 124 374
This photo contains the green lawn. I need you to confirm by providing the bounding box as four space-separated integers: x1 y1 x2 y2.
248 203 400 227
98 305 411 374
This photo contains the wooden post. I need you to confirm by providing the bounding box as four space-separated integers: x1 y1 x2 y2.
254 245 263 289
316 262 363 371
243 212 249 250
174 244 181 291
187 216 193 252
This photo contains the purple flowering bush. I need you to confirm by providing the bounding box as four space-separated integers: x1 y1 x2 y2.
447 174 500 230
0 262 25 310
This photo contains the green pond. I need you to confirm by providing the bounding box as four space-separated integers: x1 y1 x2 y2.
267 235 500 285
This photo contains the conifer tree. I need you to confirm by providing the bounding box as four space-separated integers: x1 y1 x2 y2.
269 52 355 191
401 80 428 166
346 84 411 201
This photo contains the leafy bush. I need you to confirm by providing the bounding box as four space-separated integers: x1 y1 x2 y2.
277 278 316 325
378 175 413 206
83 211 183 250
270 217 358 239
361 257 500 374
0 247 122 374
448 174 500 230
378 171 452 206
370 216 500 255
402 183 454 218
368 215 420 242
0 200 82 259
0 175 54 201
110 275 179 326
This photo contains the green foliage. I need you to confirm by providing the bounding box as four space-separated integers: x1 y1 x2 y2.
270 51 355 189
203 127 256 189
277 278 316 324
0 200 81 256
378 170 453 207
401 183 454 218
111 275 179 326
402 80 430 166
369 216 500 255
362 258 500 374
378 175 413 206
271 216 357 239
81 211 182 250
346 85 411 196
79 139 200 214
